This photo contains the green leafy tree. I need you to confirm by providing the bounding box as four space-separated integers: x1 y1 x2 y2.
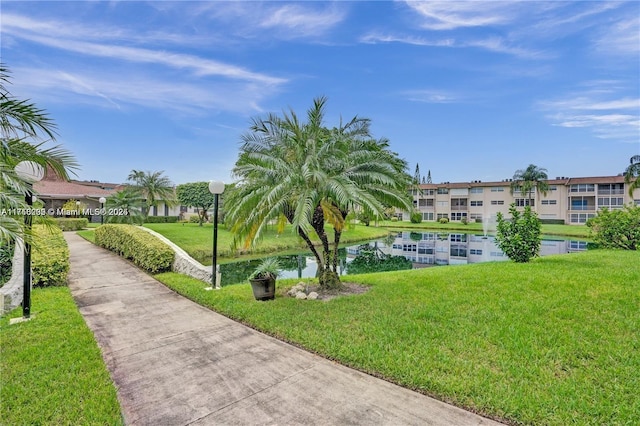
624 155 640 197
104 188 144 224
587 204 639 250
226 97 412 289
495 204 542 263
176 181 217 226
126 170 176 220
1 63 78 243
510 164 549 208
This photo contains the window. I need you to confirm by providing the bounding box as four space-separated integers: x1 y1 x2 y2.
424 189 435 196
491 200 505 205
541 200 557 205
598 197 624 208
470 187 484 193
470 200 483 207
597 183 624 195
469 249 482 255
570 213 595 223
469 213 482 221
451 212 467 221
451 198 467 207
437 213 449 220
569 241 588 250
437 201 449 207
422 212 434 221
450 246 467 257
437 187 449 194
491 187 505 192
549 185 557 191
418 199 434 207
515 198 534 207
449 234 467 242
418 247 434 255
570 184 595 193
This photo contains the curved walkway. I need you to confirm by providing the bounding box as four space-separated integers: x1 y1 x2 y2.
64 232 502 426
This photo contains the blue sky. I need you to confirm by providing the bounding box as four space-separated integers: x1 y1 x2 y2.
2 1 639 186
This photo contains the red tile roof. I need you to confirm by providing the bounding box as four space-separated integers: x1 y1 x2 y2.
33 180 123 199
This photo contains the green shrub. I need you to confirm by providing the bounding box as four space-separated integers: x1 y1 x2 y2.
390 217 398 222
32 225 69 287
461 217 468 225
144 216 180 223
52 218 89 231
188 215 201 223
410 212 422 224
439 217 449 224
495 204 541 263
540 218 565 225
587 204 639 250
94 224 174 273
0 240 15 286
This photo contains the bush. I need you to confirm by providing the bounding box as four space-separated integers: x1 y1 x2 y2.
410 212 422 224
587 204 639 250
495 204 541 263
94 225 174 273
52 218 88 231
0 240 15 286
32 225 70 287
188 215 201 223
144 216 180 223
390 217 398 222
540 219 565 225
461 217 468 225
439 217 449 224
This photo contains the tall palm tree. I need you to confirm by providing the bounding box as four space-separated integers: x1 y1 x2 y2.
126 170 176 220
624 155 640 197
105 188 144 224
1 64 78 242
510 164 549 208
226 97 412 289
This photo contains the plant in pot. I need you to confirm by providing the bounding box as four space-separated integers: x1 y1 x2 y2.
248 257 281 301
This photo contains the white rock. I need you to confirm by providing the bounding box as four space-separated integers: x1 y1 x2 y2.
307 292 319 300
295 292 307 300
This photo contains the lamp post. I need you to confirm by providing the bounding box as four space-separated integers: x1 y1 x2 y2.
208 181 225 290
15 161 45 319
99 197 106 224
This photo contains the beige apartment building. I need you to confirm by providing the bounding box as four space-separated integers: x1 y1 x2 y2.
404 175 640 225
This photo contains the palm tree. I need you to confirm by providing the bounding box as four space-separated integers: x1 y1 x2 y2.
105 188 144 224
624 155 640 197
226 97 412 289
510 164 549 209
1 64 78 242
126 170 176 220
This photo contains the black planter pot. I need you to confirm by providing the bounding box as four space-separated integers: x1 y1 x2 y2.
249 277 276 301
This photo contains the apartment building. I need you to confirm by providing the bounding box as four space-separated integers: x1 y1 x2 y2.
404 175 640 225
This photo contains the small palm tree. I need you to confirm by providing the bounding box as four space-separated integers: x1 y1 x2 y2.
510 164 549 209
226 97 412 289
105 188 144 224
126 170 176 220
624 155 640 197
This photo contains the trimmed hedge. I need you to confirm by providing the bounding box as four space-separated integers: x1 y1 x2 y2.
53 218 89 231
540 219 565 225
32 225 70 287
144 216 180 224
94 224 174 273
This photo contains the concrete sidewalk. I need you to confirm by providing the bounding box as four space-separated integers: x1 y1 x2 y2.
65 232 502 426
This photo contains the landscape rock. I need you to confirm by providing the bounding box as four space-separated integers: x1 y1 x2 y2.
307 292 319 300
295 292 307 300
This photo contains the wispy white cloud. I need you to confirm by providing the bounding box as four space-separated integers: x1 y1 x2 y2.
360 32 547 59
539 85 640 142
259 4 346 37
403 1 518 30
2 13 285 86
13 66 275 115
593 15 640 56
402 89 462 104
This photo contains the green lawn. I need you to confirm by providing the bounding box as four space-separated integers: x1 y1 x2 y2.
143 222 390 264
0 287 122 425
154 250 639 425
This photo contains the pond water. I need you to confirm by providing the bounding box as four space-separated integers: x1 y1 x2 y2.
219 231 588 286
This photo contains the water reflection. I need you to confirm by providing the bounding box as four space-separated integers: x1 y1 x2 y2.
219 232 588 285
